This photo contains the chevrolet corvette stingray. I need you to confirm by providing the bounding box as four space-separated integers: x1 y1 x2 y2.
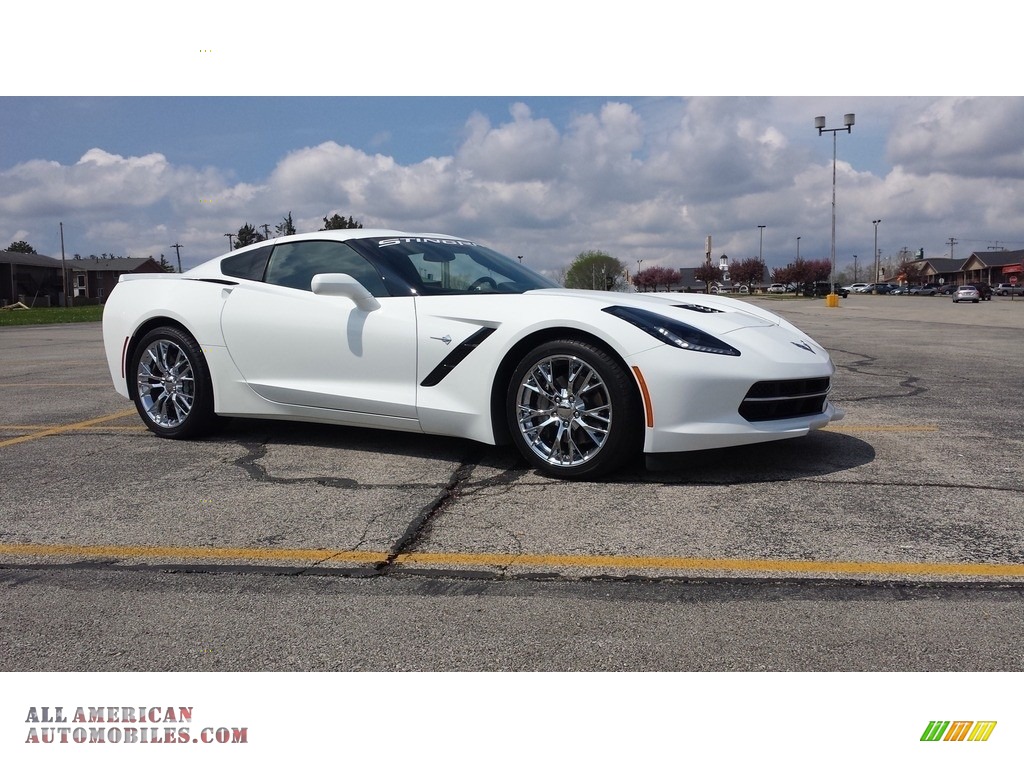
102 230 842 479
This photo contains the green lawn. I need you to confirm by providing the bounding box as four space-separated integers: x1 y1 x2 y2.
0 304 104 326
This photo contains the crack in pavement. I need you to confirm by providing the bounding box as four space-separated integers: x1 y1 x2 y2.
830 348 928 402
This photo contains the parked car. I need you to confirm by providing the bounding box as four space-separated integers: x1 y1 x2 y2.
995 282 1024 296
908 284 939 296
867 283 899 294
844 283 870 293
938 284 958 295
100 228 841 480
969 283 993 301
767 283 787 294
952 286 980 303
801 282 849 298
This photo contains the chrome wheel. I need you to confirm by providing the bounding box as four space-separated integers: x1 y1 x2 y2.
136 338 196 428
130 326 218 439
515 353 613 468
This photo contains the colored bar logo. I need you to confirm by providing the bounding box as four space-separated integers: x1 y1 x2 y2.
921 721 997 742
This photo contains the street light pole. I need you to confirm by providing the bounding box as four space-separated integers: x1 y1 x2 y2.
796 236 801 262
853 254 858 282
758 225 766 263
815 113 855 304
873 219 882 289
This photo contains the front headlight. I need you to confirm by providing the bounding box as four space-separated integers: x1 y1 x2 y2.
603 306 741 356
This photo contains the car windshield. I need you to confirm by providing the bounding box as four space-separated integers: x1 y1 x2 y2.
349 236 558 296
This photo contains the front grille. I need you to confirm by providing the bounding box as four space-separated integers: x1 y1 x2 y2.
739 377 830 422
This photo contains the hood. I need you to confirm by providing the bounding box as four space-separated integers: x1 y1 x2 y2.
528 288 783 333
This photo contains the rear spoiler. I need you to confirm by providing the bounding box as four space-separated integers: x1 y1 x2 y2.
117 273 185 283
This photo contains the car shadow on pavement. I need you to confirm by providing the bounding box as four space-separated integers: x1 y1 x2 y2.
212 418 873 486
636 430 875 485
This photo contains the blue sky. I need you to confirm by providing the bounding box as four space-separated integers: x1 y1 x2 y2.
3 6 1021 279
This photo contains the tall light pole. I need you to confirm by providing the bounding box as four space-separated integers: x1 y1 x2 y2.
636 259 643 292
816 113 855 302
796 235 801 262
853 254 858 282
758 225 766 263
872 219 882 289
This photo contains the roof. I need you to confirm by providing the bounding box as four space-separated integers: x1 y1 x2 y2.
915 257 968 273
0 250 62 269
963 249 1024 268
64 257 159 272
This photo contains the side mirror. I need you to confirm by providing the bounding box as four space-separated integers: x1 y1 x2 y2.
310 273 381 312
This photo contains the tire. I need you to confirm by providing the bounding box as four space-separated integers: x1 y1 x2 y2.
506 340 642 480
130 326 219 439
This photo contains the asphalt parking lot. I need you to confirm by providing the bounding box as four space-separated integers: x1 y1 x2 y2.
1 294 1023 671
1 294 1023 581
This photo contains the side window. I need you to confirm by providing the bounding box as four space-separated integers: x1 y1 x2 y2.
221 245 272 281
264 241 388 296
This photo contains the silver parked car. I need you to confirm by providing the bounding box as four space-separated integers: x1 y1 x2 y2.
952 286 980 303
995 283 1024 296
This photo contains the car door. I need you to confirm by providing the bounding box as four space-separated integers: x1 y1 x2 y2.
220 239 418 420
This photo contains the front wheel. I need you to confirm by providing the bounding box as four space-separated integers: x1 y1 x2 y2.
506 340 642 480
130 326 219 439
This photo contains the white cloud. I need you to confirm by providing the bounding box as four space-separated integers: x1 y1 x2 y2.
4 97 1024 274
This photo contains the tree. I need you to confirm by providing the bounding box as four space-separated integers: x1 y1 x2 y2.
694 262 720 293
635 265 680 292
275 212 297 237
157 254 175 273
895 258 925 285
7 240 36 254
321 214 363 230
235 223 264 249
773 257 831 289
564 250 626 290
730 257 767 292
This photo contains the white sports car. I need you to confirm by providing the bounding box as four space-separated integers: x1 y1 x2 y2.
102 230 842 479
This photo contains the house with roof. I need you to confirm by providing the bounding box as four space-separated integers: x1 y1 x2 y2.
905 257 968 288
64 256 165 302
960 249 1024 286
0 250 64 307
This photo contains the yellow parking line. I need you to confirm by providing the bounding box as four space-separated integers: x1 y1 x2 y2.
0 408 138 448
0 383 110 388
1 542 1022 579
0 425 146 431
0 543 384 563
394 552 1024 578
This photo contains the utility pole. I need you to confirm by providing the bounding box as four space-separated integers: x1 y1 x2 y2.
170 242 183 273
60 221 68 307
224 233 235 251
261 224 271 240
947 237 958 259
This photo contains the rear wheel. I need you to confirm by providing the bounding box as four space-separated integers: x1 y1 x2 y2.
130 326 219 439
507 340 642 480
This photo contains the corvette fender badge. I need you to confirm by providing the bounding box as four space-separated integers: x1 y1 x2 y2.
791 340 815 353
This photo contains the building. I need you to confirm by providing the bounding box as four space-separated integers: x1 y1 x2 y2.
0 250 64 307
960 249 1024 286
64 256 165 302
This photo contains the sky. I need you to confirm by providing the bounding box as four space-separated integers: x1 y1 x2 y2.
3 5 1021 281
